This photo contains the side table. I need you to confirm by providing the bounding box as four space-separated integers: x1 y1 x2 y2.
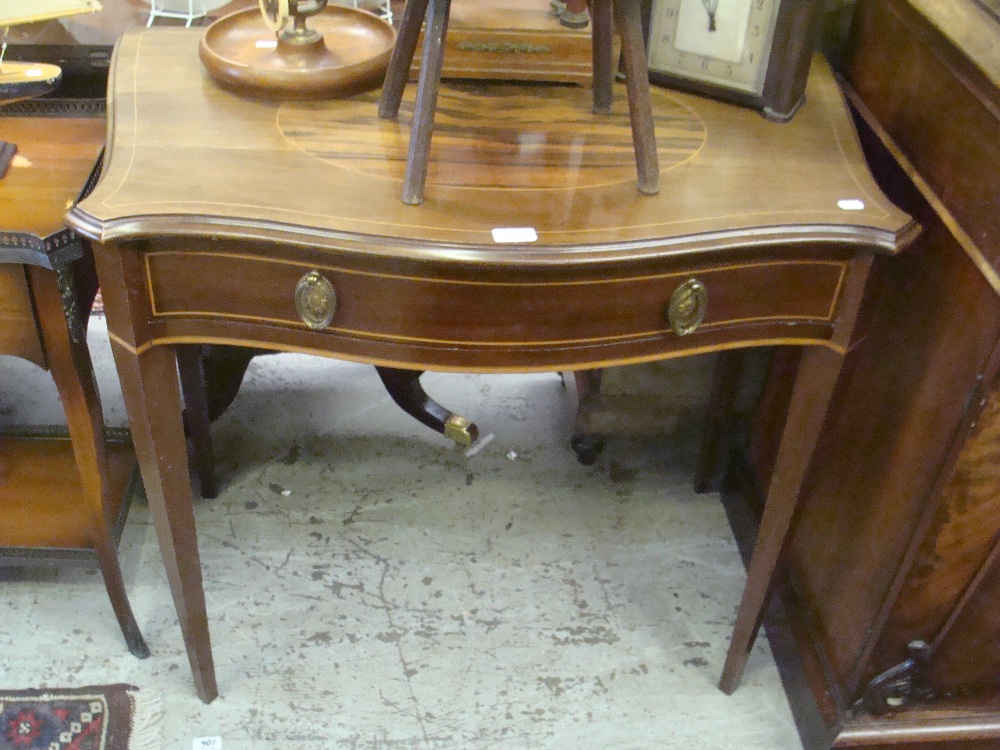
66 29 916 702
0 116 148 658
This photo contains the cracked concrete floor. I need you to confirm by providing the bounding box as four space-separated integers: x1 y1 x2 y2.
0 318 803 749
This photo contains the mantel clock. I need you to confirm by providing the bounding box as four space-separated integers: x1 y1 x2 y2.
645 0 824 121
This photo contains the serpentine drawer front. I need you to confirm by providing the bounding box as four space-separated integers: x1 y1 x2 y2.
144 247 849 367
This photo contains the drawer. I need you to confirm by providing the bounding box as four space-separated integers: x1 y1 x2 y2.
145 249 847 357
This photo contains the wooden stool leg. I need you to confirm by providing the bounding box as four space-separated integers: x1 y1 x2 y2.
378 0 430 119
611 0 659 194
376 367 479 446
177 345 219 500
591 0 614 114
401 0 452 205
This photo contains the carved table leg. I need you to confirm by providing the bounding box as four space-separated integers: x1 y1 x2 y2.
376 367 479 446
28 264 150 659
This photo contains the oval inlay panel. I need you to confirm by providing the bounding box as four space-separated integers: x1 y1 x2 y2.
277 82 706 190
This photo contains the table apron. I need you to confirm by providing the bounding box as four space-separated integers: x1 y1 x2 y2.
112 244 855 370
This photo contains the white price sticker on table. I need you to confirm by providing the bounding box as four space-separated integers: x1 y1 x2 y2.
492 227 538 243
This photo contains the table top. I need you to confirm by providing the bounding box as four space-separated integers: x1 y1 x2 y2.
67 28 914 265
1 116 104 268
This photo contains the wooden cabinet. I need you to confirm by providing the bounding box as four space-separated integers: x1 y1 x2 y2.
0 116 147 657
742 1 1000 746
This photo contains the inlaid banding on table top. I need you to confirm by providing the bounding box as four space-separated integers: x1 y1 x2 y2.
278 82 708 190
144 250 847 346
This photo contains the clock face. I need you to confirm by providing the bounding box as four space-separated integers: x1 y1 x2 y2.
648 0 782 95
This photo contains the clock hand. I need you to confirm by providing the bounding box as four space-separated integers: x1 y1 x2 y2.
700 0 718 31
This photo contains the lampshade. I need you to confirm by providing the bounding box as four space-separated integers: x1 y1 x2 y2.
0 0 102 27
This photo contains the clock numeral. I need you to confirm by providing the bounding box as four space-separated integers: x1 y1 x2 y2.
755 0 765 8
751 24 761 37
700 57 710 70
725 64 734 75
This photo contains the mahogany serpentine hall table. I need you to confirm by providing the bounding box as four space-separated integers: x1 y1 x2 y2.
65 28 916 703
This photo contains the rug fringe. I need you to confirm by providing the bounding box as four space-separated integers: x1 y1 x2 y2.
127 686 164 750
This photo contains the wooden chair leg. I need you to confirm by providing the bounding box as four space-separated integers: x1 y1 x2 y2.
611 0 659 194
591 0 614 114
376 366 479 446
177 345 219 500
378 0 430 119
401 0 452 205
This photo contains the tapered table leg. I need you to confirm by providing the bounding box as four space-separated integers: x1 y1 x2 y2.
719 345 842 693
719 255 873 694
109 339 218 702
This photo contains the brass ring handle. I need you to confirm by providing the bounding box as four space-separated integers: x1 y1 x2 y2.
294 270 338 330
667 278 708 336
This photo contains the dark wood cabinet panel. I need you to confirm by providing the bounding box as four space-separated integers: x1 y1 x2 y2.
791 198 1000 696
915 377 1000 693
742 0 1000 746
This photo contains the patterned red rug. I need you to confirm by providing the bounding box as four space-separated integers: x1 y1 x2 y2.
0 684 160 750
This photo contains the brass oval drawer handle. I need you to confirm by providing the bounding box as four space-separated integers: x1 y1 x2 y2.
294 270 338 330
667 278 708 336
